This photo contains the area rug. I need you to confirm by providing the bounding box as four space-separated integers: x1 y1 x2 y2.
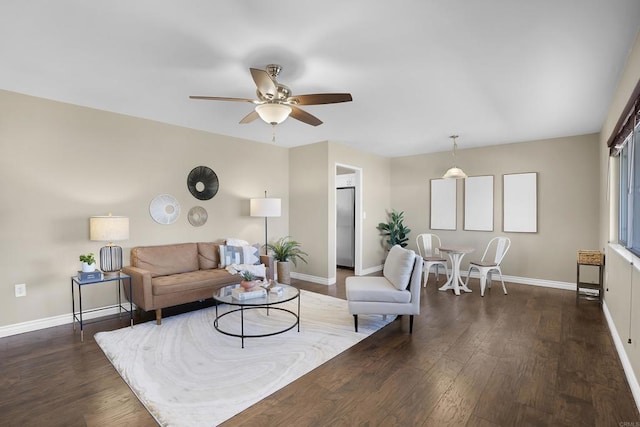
95 290 394 426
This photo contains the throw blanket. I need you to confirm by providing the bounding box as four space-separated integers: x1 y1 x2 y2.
225 263 266 278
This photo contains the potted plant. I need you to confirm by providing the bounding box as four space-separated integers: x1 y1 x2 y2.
377 209 411 249
240 270 258 290
265 236 308 284
79 253 97 273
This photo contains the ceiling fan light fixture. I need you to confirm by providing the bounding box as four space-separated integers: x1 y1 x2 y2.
255 103 292 125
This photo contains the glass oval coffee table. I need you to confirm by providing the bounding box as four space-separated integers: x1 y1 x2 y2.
213 283 300 348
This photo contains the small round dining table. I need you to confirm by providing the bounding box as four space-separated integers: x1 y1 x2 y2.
438 246 475 295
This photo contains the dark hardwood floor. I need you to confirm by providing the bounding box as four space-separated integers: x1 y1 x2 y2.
1 270 638 426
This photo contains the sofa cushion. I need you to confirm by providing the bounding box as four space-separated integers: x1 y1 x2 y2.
131 243 199 278
383 245 416 290
345 277 412 303
152 269 237 296
197 242 220 269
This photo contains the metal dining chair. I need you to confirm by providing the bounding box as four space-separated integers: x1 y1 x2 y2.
464 236 511 296
415 233 449 287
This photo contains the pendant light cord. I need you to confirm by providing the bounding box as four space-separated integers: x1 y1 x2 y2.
450 135 459 164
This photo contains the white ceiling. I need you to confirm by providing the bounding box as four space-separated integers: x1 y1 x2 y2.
1 1 639 157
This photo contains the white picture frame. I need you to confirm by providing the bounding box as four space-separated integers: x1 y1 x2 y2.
503 172 537 233
430 178 457 230
464 175 494 231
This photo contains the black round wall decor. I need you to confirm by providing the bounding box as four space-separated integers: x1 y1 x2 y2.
187 166 219 200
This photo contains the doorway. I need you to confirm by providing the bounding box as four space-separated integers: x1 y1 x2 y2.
335 164 362 276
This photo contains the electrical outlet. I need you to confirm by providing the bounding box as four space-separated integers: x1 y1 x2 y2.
15 283 26 297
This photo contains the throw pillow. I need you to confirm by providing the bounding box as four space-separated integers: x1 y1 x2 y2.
383 245 416 290
226 238 250 247
219 244 260 267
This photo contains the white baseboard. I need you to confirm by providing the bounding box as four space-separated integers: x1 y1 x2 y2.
361 264 383 276
457 269 576 290
603 301 640 412
290 272 335 285
0 305 133 339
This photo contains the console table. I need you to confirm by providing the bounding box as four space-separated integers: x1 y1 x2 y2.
576 251 605 304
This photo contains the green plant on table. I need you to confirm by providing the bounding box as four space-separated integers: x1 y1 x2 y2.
377 209 411 249
265 236 309 266
79 253 96 265
240 270 256 281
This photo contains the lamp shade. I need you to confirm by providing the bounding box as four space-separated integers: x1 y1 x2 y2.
442 167 468 179
250 198 281 217
255 103 292 125
90 215 130 242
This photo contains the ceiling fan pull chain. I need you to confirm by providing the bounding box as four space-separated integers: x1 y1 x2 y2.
272 124 277 143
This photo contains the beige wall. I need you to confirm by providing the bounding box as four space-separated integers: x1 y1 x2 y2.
391 134 600 283
288 141 391 282
289 142 330 278
599 31 640 397
0 89 289 327
328 141 391 272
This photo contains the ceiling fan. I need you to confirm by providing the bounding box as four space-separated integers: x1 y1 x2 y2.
190 64 352 127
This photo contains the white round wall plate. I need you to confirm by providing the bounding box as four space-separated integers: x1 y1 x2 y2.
149 194 181 225
188 206 208 227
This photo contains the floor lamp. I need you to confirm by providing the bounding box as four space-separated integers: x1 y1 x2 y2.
250 191 281 255
90 214 130 274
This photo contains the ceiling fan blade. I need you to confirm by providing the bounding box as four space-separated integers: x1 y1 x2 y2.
290 106 323 126
239 110 259 124
189 96 257 103
288 93 353 105
250 68 277 99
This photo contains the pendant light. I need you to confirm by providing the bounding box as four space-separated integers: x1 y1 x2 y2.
442 135 467 179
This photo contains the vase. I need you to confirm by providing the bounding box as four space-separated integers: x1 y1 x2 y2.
82 262 96 273
276 261 291 284
240 280 257 290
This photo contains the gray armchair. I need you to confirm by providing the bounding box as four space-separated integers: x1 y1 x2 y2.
345 245 423 333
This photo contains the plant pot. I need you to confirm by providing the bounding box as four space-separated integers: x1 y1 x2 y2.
240 280 257 290
277 261 291 284
82 262 96 273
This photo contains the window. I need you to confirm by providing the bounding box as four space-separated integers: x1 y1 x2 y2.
619 133 630 246
619 122 640 255
610 80 640 254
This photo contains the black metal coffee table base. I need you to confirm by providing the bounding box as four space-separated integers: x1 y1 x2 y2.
213 305 299 348
212 283 300 348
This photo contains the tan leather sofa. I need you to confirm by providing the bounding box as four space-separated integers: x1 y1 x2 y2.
122 242 274 325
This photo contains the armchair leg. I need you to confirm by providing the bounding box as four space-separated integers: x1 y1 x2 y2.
409 315 414 334
156 308 162 325
353 314 358 332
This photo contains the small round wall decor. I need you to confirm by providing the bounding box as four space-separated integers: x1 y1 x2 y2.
150 194 181 225
188 206 208 227
187 166 219 200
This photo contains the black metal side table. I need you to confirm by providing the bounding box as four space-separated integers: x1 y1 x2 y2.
71 272 133 341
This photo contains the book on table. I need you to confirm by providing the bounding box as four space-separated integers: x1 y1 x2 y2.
269 286 284 296
232 287 267 300
77 271 104 282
